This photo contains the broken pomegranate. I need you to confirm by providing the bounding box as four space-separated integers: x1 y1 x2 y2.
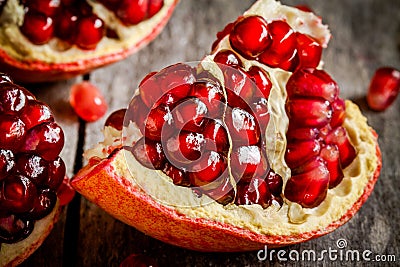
366 67 400 111
72 0 381 252
0 0 178 82
0 73 68 267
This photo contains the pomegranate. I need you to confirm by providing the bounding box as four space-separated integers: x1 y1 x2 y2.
0 0 178 83
72 0 381 252
0 73 70 266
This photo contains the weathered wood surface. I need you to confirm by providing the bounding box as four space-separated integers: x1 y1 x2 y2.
19 0 399 266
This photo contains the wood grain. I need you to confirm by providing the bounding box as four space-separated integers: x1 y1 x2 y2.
19 0 399 266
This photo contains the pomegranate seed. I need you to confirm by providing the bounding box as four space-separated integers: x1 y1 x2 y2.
325 126 356 168
56 177 75 206
1 175 37 213
69 81 108 122
148 0 164 18
203 119 229 153
45 157 66 190
55 9 79 43
203 176 234 205
214 50 243 67
229 16 271 59
75 15 105 50
286 139 321 169
286 127 319 142
120 254 159 267
128 96 149 133
320 145 344 188
247 66 272 100
20 11 54 45
104 109 127 131
296 33 322 68
190 79 225 118
188 151 227 187
284 158 329 208
16 154 48 185
0 115 26 151
163 163 190 186
224 67 255 107
225 107 260 146
251 98 270 131
172 98 208 133
0 150 15 180
159 64 195 102
286 68 339 102
22 122 64 161
20 100 54 130
130 138 166 170
117 0 148 25
330 98 346 128
277 48 299 72
287 99 332 128
25 0 60 17
230 146 269 182
259 20 296 67
0 84 28 114
366 67 400 111
235 178 272 208
265 170 283 196
212 21 234 50
28 188 57 220
165 131 206 164
295 5 313 13
139 71 163 108
0 215 33 244
144 105 174 140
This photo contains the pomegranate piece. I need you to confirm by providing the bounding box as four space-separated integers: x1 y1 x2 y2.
286 68 339 102
188 151 227 187
0 215 34 244
284 158 329 208
0 149 15 180
144 105 174 140
287 98 332 128
22 122 64 161
1 175 37 213
230 146 269 182
320 145 344 188
130 138 166 170
214 50 243 67
75 15 105 50
225 107 261 146
190 79 225 118
325 126 356 168
28 188 57 220
229 16 271 59
104 109 127 131
120 253 159 267
163 163 190 186
285 139 321 169
235 178 273 208
330 98 346 128
203 119 229 153
20 11 54 45
247 66 272 100
69 81 108 122
259 20 297 67
366 67 400 111
20 100 54 130
0 115 26 151
296 33 322 69
172 98 208 132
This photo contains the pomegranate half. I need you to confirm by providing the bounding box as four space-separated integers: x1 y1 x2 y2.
72 0 381 252
0 0 178 83
0 73 70 266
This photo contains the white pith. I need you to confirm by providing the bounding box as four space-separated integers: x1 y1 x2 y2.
0 0 175 63
81 0 379 236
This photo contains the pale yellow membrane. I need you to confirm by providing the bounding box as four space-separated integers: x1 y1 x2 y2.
0 0 175 63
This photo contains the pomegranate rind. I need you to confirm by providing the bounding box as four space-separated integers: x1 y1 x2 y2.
0 202 60 267
0 0 178 83
72 102 382 252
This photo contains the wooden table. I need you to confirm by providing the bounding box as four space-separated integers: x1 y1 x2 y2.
19 0 399 266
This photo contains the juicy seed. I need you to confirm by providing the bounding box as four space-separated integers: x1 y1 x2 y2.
214 50 243 67
325 127 356 168
165 132 206 164
190 79 225 118
225 107 261 146
285 139 321 169
0 115 26 151
16 154 48 185
20 11 54 45
247 66 273 100
0 215 34 244
130 138 166 170
286 127 319 142
163 163 190 186
202 176 235 206
287 98 332 128
188 151 227 187
296 33 322 69
203 119 229 153
104 109 127 131
265 170 283 196
172 98 208 133
320 145 344 188
0 84 28 114
235 178 273 208
20 100 54 130
224 67 255 108
366 67 400 111
230 146 269 182
1 175 37 213
330 98 346 128
0 149 15 180
251 98 270 131
28 188 57 220
75 15 105 50
229 16 271 59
